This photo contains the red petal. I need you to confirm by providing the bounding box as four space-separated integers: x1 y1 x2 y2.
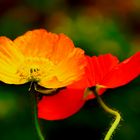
91 54 119 84
38 88 86 120
101 52 140 88
69 54 119 89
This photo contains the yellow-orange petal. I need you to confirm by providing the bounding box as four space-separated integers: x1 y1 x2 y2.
0 37 25 84
14 29 78 62
38 48 86 88
14 29 86 88
0 29 86 88
50 33 75 63
0 37 23 64
14 29 58 58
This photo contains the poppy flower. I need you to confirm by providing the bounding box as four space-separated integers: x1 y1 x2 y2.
0 29 86 88
69 52 140 93
0 29 88 120
38 88 88 120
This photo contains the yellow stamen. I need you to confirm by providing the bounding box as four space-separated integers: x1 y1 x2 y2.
16 57 55 83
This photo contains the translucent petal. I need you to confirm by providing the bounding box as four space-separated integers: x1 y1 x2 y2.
101 52 140 88
38 88 85 120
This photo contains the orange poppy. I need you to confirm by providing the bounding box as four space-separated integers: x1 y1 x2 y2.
0 29 86 88
0 29 89 120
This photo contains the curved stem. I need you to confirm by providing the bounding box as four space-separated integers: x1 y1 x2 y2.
33 93 45 140
93 87 121 140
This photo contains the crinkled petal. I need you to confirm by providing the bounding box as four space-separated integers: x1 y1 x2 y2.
14 29 86 88
69 54 119 89
39 48 86 88
38 88 86 120
13 29 75 61
101 52 140 88
50 34 75 63
14 29 59 57
91 54 119 84
0 37 25 84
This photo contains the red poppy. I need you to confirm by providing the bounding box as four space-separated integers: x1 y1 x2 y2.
69 52 140 91
38 52 140 120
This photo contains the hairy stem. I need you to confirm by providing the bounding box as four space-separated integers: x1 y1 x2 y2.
93 87 121 140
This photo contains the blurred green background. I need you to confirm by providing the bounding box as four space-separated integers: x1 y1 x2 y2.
0 0 140 140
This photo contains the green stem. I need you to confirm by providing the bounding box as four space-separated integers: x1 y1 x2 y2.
29 84 45 140
93 87 121 140
33 93 45 140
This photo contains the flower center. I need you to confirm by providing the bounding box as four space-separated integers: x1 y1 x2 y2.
29 67 41 82
17 57 55 83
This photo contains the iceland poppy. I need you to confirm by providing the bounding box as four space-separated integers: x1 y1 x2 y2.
0 29 86 88
68 52 140 140
69 52 140 92
0 29 88 120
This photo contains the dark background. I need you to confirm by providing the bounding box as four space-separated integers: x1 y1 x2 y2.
0 0 140 140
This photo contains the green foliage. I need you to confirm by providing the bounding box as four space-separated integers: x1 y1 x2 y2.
53 16 133 59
